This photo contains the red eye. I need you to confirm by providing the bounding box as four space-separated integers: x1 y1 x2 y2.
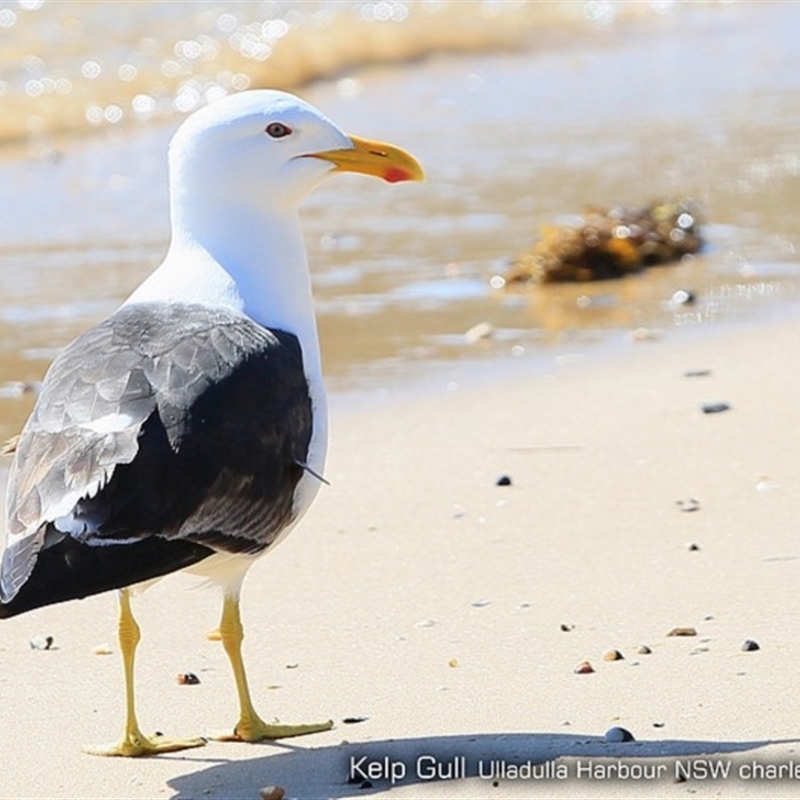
265 122 292 138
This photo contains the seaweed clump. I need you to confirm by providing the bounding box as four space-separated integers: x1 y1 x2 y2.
506 200 703 284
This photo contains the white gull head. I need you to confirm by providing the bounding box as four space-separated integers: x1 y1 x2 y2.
126 89 423 360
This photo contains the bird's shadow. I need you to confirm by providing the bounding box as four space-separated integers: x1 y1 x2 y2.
166 730 794 799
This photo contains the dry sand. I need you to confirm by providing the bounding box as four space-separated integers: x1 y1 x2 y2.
3 314 800 799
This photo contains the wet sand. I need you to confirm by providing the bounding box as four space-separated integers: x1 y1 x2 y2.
2 312 800 798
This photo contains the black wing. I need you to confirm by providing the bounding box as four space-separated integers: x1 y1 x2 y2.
0 302 312 617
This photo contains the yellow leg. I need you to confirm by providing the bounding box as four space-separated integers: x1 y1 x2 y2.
84 589 206 757
215 595 332 741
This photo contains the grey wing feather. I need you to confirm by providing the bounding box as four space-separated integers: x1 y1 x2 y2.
0 303 267 601
2 322 155 598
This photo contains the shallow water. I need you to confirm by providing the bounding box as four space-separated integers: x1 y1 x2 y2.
1 1 800 441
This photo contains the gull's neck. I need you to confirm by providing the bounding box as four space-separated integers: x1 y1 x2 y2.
125 197 322 380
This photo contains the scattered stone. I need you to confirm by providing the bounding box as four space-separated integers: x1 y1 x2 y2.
637 644 653 655
176 672 200 685
671 289 696 306
653 721 665 728
741 639 760 652
205 627 222 641
683 368 711 378
686 542 701 551
285 662 299 669
629 327 660 342
604 726 635 743
471 599 491 608
755 475 780 492
414 619 436 628
0 380 38 399
91 643 113 656
464 321 495 344
259 786 286 800
495 474 512 487
603 649 624 662
667 627 697 637
677 498 701 513
342 716 369 724
29 635 54 651
448 658 459 668
560 623 575 632
701 402 731 414
574 660 595 674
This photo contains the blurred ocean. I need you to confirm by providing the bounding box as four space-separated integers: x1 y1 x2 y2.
1 0 800 437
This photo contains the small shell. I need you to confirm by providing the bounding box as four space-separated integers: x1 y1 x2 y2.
205 627 222 641
637 644 652 655
603 649 624 662
574 660 595 674
448 658 459 668
740 639 760 652
464 322 495 344
176 672 200 685
29 634 54 651
91 643 113 656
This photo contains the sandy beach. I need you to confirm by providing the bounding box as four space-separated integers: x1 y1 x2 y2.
2 312 800 799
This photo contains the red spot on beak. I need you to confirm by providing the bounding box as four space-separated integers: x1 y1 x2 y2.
384 166 411 184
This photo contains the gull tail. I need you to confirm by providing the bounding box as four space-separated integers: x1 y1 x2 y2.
0 533 215 619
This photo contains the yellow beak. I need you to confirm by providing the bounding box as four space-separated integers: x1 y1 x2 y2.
311 135 425 184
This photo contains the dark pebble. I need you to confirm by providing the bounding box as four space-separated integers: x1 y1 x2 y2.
560 623 575 632
604 726 635 743
683 368 712 378
342 716 369 724
741 639 760 652
701 402 731 414
176 672 200 685
686 542 701 551
496 475 512 486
